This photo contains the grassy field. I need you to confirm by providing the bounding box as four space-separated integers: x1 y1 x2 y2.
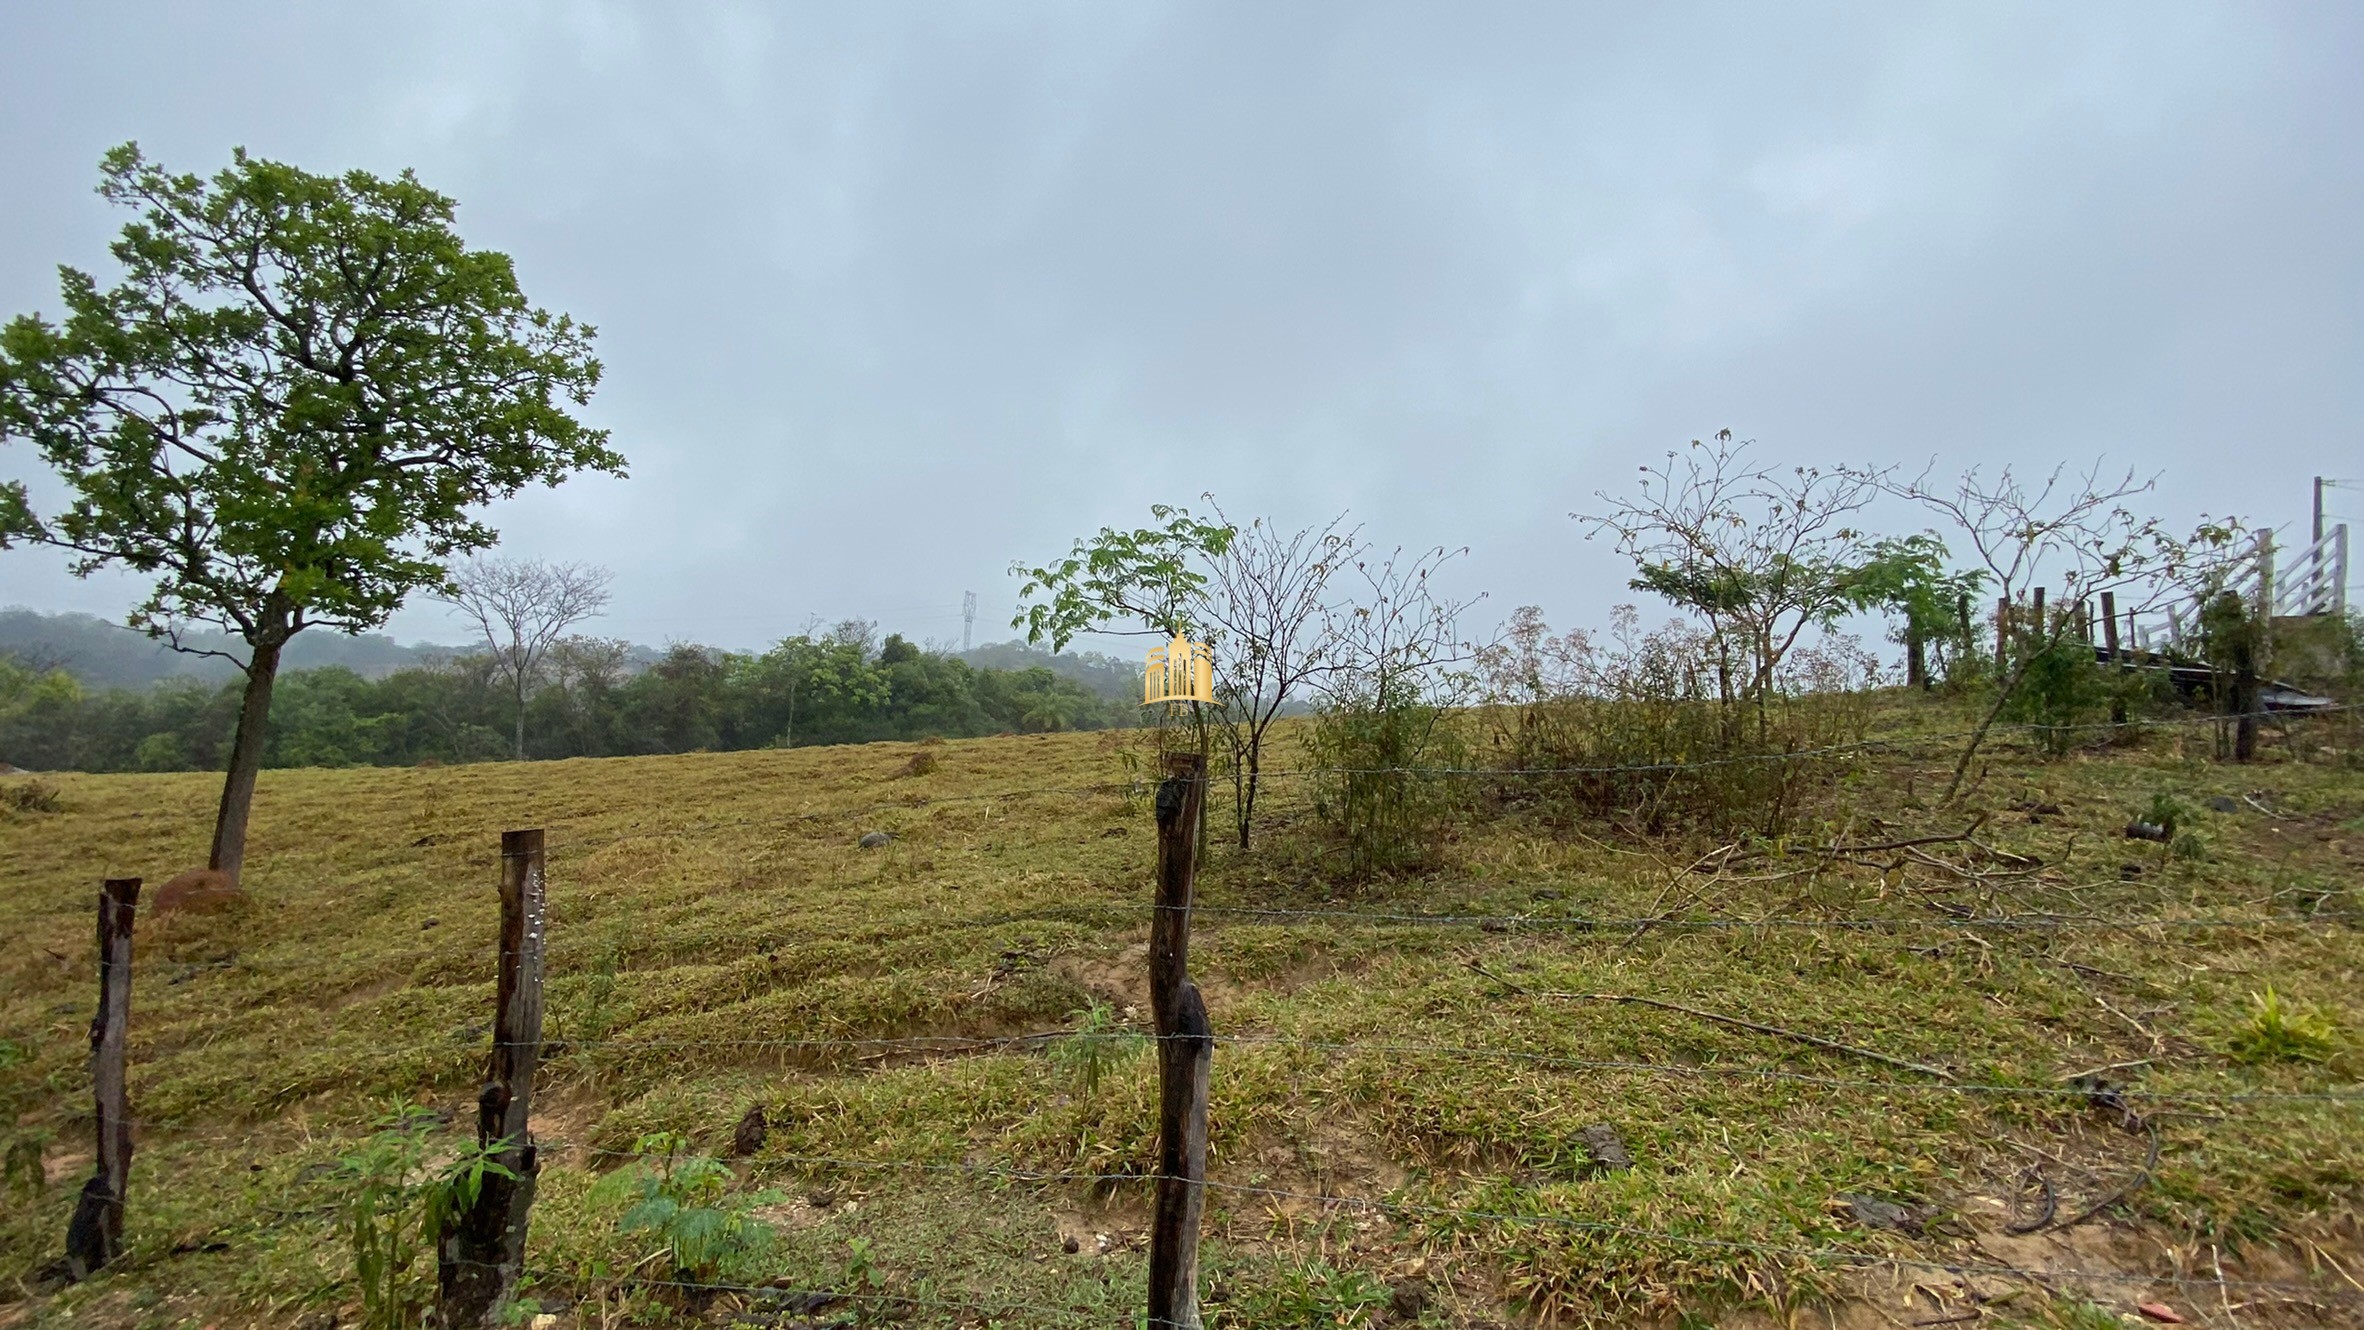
2 699 2362 1328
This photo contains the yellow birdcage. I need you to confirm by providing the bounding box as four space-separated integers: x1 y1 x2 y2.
1144 632 1214 705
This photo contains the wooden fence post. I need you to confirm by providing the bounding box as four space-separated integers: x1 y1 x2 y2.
2232 639 2259 764
1148 754 1211 1330
63 877 139 1280
439 830 548 1327
2100 591 2126 726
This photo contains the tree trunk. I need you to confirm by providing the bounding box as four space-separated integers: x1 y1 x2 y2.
1905 621 1927 691
2231 636 2258 763
208 639 283 884
514 678 528 762
1942 649 2036 806
1236 726 1263 851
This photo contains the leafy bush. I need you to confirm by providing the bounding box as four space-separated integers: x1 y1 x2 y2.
1999 635 2116 755
1305 676 1469 877
589 1132 776 1284
330 1107 514 1330
1479 608 1871 838
2140 791 2192 836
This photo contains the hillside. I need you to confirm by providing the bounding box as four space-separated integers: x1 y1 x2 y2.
0 610 469 690
1 700 2361 1328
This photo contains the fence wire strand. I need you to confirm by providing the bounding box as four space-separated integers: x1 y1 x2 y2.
489 1146 2362 1302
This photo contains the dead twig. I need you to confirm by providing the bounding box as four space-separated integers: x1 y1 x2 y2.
1466 960 1955 1080
2054 1059 2152 1083
1725 818 1986 863
2092 994 2166 1056
1621 842 1740 952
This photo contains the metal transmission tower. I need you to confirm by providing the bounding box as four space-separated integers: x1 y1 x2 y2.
962 591 977 652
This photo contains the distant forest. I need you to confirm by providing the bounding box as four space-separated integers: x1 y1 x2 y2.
0 609 1143 773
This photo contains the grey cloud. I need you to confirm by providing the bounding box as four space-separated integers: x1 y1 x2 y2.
2 1 2357 653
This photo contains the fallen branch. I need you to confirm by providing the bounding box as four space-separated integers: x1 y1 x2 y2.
2003 1167 2057 1235
1723 817 1987 864
1622 842 1743 951
1465 961 1955 1080
2048 1127 2160 1232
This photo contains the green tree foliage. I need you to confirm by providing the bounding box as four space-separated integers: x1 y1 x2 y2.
1841 533 1988 689
0 143 620 878
1010 503 1236 648
0 634 1133 773
1576 432 1879 728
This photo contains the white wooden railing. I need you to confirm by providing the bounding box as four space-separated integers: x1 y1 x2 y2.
2130 524 2349 653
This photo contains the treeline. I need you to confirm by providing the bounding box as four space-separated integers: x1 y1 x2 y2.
0 631 1135 773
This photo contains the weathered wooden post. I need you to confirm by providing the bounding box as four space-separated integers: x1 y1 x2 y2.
439 830 547 1326
1148 754 1211 1329
2100 591 2126 726
2255 528 2276 665
63 877 139 1280
2231 631 2260 763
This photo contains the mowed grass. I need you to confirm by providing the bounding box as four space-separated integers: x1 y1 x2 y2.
3 705 2363 1328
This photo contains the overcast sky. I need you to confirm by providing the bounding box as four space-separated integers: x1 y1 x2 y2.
3 2 2359 657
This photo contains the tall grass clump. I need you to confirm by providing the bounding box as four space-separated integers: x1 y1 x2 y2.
1305 675 1471 876
1303 545 1480 878
1479 607 1872 838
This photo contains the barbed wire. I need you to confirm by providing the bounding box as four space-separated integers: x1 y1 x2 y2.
496 1147 2361 1301
344 702 2355 860
101 1023 2364 1109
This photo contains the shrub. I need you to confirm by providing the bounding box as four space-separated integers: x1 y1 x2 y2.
1479 609 1871 838
1305 677 1469 877
589 1131 776 1284
1046 1001 1147 1098
2140 791 2192 836
0 778 62 814
1999 636 2115 756
329 1107 514 1330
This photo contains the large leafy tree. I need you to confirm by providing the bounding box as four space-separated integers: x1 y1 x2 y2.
0 144 622 880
